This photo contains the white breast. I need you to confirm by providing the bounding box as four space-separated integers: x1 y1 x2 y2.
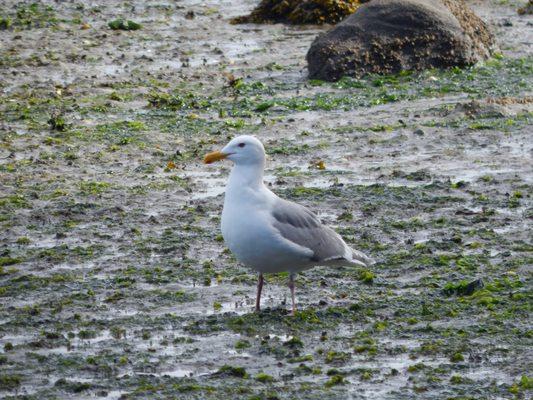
221 187 313 273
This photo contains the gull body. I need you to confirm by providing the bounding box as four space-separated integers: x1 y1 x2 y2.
222 162 314 274
204 135 373 314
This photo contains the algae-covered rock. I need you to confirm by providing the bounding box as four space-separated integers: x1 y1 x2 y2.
306 0 496 81
518 0 533 15
108 18 142 31
0 17 12 30
449 100 510 119
231 0 368 25
442 278 484 296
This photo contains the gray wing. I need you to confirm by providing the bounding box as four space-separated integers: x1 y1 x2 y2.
271 198 347 263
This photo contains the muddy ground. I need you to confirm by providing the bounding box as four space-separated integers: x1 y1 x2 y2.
0 0 532 399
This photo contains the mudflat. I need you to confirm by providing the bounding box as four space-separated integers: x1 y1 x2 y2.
0 0 531 399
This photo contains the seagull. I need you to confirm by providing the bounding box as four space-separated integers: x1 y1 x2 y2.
204 135 374 315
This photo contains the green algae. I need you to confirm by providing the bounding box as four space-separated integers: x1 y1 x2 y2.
0 374 21 390
0 2 58 30
216 365 248 378
324 374 346 388
255 372 275 383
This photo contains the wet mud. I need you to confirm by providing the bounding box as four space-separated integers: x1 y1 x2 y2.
0 0 531 399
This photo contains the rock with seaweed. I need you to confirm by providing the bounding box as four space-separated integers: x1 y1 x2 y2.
231 0 369 25
306 0 497 80
517 0 533 15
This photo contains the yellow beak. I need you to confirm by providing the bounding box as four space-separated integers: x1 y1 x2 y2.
204 150 228 164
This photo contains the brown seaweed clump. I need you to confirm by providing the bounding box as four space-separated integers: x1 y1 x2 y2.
517 0 532 15
231 0 367 25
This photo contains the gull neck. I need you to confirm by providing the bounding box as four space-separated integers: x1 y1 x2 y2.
227 162 265 192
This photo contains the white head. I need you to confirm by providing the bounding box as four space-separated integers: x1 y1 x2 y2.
204 135 266 167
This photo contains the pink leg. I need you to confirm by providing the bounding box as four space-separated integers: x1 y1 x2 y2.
288 273 296 316
255 273 264 312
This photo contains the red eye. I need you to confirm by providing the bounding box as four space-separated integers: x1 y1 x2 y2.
238 143 246 148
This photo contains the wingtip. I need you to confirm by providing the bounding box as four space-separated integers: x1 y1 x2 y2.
350 249 375 267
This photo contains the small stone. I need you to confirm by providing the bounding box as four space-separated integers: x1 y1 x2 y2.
500 18 513 27
462 278 484 296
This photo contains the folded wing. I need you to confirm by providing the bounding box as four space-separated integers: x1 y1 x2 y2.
271 198 371 266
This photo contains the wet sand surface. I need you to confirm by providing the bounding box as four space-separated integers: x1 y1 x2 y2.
0 0 532 398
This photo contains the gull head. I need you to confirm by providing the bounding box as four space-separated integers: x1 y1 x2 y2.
204 135 265 166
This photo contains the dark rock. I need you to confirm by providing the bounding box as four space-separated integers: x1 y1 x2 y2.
460 278 484 296
499 18 513 27
307 0 496 81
